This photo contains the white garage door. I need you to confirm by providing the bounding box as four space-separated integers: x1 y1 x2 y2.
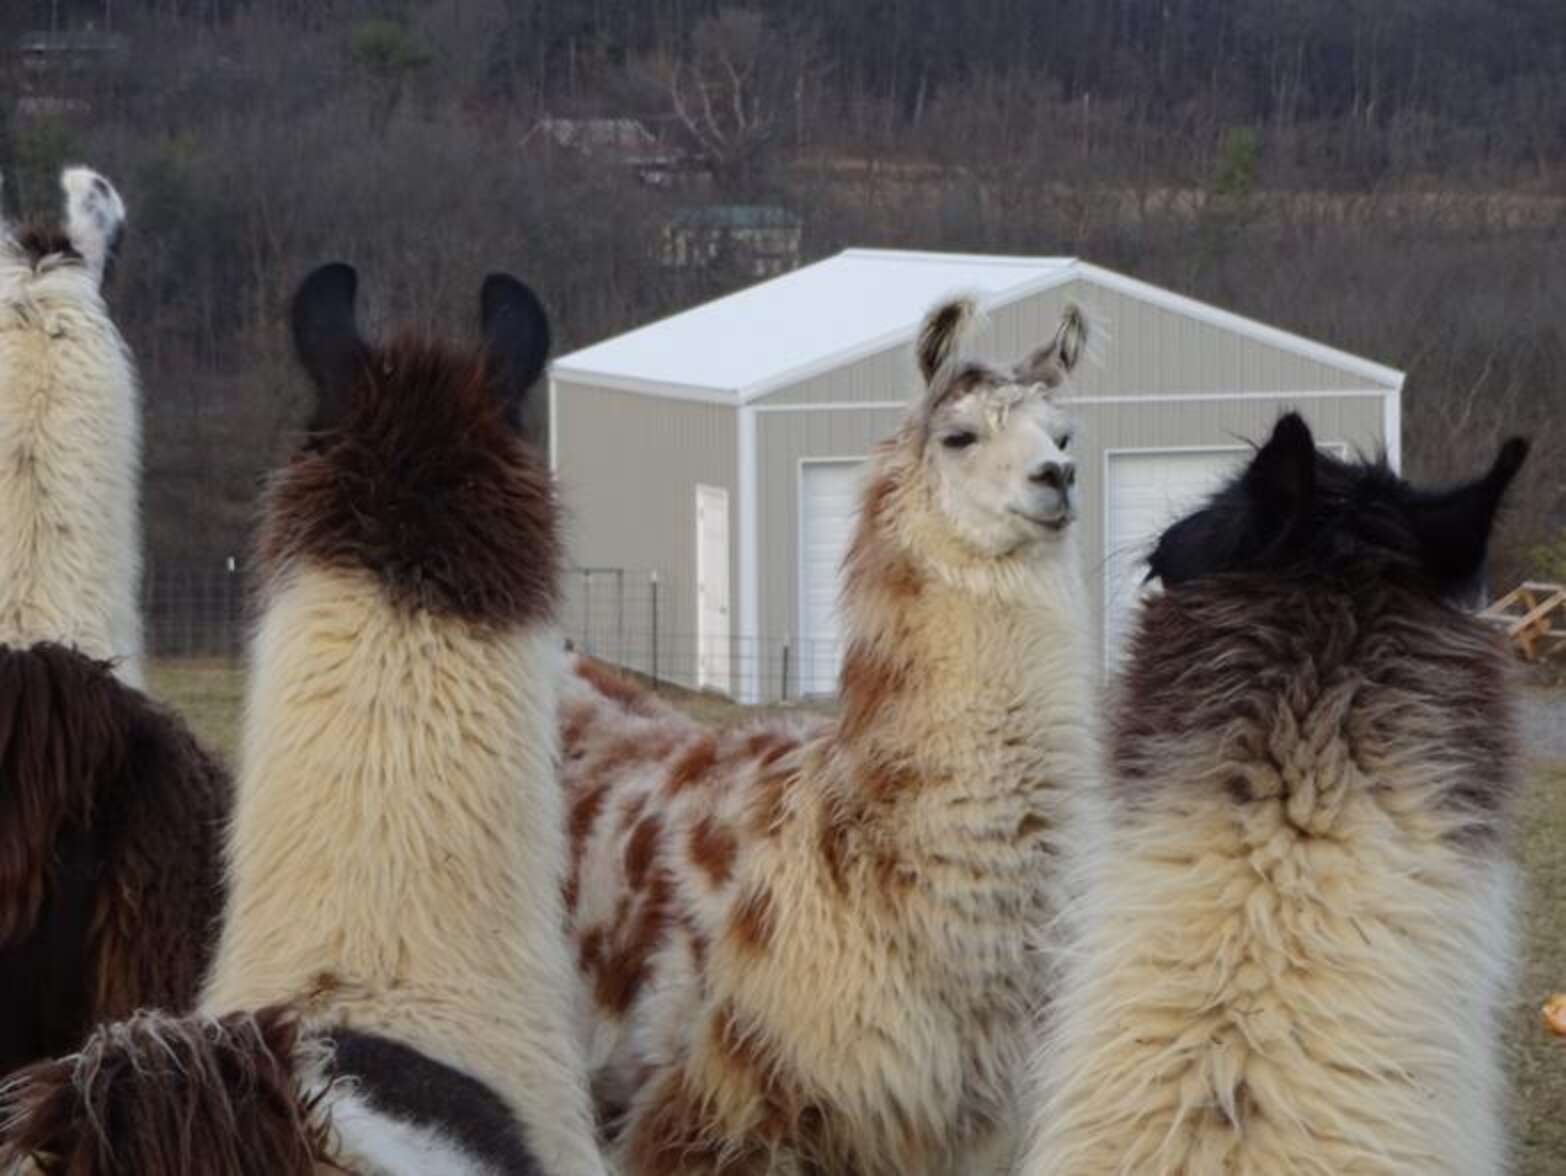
1104 449 1245 665
799 460 864 696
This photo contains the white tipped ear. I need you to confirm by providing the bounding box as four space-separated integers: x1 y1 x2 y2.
60 167 125 281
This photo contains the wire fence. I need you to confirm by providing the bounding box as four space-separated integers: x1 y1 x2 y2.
141 565 842 704
560 567 841 703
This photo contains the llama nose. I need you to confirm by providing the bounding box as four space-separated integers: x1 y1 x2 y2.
1030 460 1075 490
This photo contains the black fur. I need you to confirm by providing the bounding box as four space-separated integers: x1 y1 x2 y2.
1147 412 1529 604
327 1029 543 1174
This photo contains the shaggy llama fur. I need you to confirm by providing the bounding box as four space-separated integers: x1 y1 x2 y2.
564 298 1101 1174
0 168 230 1079
0 167 143 686
1023 414 1529 1175
197 264 605 1175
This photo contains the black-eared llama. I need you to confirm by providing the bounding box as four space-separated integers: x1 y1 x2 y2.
0 264 609 1175
561 297 1102 1173
0 166 229 1075
1024 413 1529 1174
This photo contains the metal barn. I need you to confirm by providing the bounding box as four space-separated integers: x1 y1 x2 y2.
549 249 1404 703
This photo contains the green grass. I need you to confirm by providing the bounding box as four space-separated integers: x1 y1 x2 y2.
143 658 1566 1172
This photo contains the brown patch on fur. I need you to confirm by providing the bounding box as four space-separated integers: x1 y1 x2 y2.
665 735 718 795
838 645 910 745
625 1072 758 1176
256 334 559 627
857 758 922 801
0 644 230 1075
728 888 774 955
575 657 656 715
592 871 674 1015
0 1006 329 1175
564 782 612 912
688 815 738 886
1016 812 1049 840
1116 577 1519 848
625 814 663 891
13 224 81 268
560 698 596 753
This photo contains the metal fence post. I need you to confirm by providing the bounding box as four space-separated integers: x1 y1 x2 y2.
649 571 660 687
780 641 790 702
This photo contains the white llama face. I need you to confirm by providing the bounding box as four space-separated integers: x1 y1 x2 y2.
925 382 1077 556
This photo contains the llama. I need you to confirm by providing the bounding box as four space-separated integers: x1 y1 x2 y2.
190 262 603 1174
0 166 144 687
1023 413 1529 1175
0 168 230 1076
562 297 1101 1174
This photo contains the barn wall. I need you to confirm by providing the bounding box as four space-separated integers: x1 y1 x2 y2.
552 380 736 689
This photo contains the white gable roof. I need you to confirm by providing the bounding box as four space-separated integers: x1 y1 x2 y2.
551 249 1402 403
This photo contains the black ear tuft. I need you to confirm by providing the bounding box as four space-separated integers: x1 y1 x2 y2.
1409 434 1531 592
1246 412 1317 526
291 262 365 430
1490 437 1530 492
481 274 551 434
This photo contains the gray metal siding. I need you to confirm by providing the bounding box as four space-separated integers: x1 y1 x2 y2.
553 381 736 688
755 408 904 688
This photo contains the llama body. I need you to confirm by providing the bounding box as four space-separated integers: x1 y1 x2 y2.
1024 415 1528 1175
0 168 143 686
197 264 605 1175
565 299 1100 1174
0 170 228 1077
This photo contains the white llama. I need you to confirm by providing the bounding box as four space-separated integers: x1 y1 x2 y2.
192 263 606 1175
561 297 1101 1174
0 166 143 687
1023 413 1529 1175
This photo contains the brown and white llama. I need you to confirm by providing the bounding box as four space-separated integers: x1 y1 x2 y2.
1023 413 1529 1175
2 263 609 1174
0 167 229 1076
0 166 143 686
562 297 1101 1174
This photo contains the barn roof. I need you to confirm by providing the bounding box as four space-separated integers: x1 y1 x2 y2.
551 248 1402 403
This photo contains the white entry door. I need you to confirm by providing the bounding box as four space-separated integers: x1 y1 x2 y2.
1104 449 1244 665
798 460 863 695
695 484 731 694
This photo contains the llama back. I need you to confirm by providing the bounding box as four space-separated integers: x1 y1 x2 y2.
561 656 826 1127
0 169 143 685
1027 577 1520 1176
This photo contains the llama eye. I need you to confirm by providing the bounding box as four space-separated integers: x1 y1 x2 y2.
941 431 978 450
1058 433 1073 451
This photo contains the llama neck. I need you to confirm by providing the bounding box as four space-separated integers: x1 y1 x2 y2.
835 504 1096 793
0 283 144 685
202 565 603 1174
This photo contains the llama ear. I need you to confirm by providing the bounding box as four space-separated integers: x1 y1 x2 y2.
60 167 125 283
480 273 551 427
916 296 978 387
1244 413 1317 535
291 262 365 430
1012 304 1088 389
1406 436 1530 590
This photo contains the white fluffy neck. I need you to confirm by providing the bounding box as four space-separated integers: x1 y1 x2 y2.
0 269 143 685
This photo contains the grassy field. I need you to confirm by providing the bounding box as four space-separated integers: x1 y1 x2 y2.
146 659 1566 1173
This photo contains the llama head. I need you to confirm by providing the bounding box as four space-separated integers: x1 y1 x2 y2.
258 262 559 626
1147 412 1530 602
0 166 125 290
905 296 1086 558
